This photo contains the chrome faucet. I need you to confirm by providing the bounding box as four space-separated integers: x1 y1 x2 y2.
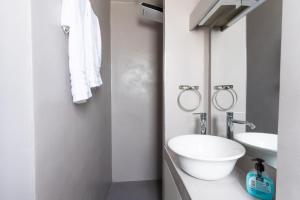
194 113 207 135
226 112 256 139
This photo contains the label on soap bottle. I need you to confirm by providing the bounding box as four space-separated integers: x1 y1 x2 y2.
246 172 274 200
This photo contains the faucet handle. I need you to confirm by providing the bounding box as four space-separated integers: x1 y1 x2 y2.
193 112 207 116
193 112 207 119
227 111 245 115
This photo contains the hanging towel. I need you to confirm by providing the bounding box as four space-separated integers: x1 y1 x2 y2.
84 0 103 88
61 0 103 104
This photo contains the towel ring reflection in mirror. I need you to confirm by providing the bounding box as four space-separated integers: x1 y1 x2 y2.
212 85 238 111
177 85 202 112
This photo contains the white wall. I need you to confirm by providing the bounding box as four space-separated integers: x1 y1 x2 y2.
211 20 247 137
111 1 163 182
164 0 210 142
0 0 35 199
31 0 112 199
163 2 209 199
277 0 300 199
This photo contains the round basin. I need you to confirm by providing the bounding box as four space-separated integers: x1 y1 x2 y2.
234 132 277 168
168 135 246 181
234 132 277 153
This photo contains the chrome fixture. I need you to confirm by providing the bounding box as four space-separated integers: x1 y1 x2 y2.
212 85 238 111
139 2 163 23
177 85 202 112
190 0 267 31
226 112 256 139
194 113 207 135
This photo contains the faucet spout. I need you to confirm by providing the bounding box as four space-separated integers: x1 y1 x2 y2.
226 112 256 139
247 122 256 130
231 119 256 129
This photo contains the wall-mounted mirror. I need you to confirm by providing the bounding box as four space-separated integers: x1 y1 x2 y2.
210 0 282 168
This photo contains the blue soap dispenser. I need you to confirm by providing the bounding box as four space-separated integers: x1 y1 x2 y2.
246 158 275 200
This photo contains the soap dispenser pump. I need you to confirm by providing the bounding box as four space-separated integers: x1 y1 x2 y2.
246 158 275 200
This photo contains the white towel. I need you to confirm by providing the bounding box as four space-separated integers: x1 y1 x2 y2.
84 0 103 88
61 0 102 104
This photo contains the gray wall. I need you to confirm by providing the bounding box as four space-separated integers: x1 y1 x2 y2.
111 1 163 182
0 0 35 199
31 0 112 199
246 0 282 133
277 0 300 199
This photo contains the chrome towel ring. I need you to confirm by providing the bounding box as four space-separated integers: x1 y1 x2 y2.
212 85 238 111
177 85 202 112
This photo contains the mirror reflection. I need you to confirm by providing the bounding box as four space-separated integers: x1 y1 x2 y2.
211 0 282 168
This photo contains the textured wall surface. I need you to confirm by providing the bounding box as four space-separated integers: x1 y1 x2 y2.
111 1 163 182
31 0 112 199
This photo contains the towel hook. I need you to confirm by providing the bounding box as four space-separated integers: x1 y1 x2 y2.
62 25 70 34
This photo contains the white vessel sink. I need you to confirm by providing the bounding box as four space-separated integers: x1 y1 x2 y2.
234 132 277 153
168 135 246 180
234 132 277 168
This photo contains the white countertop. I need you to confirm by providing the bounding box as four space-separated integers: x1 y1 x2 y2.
164 147 258 200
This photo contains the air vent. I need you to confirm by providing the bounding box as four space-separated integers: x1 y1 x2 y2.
140 2 163 23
